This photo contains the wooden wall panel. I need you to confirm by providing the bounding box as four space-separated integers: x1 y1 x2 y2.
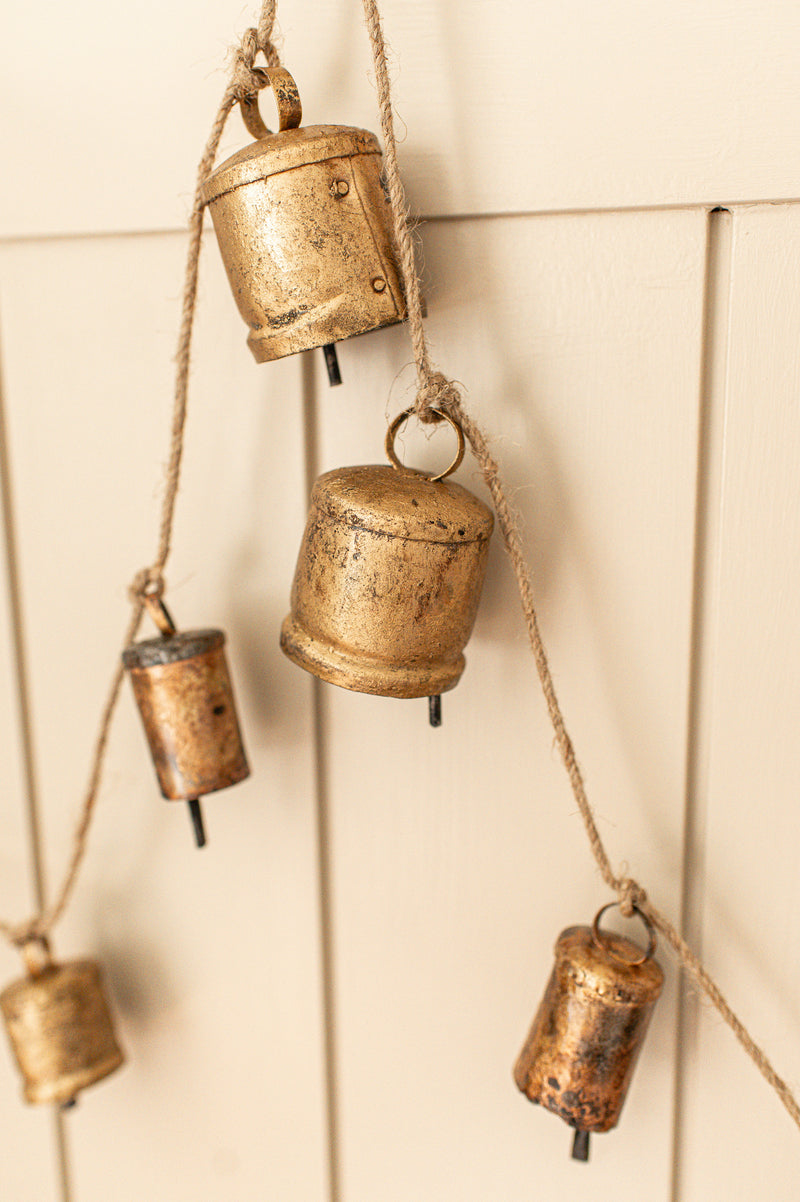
309 208 707 1199
4 1 800 237
0 318 57 1200
0 235 328 1201
675 204 800 1197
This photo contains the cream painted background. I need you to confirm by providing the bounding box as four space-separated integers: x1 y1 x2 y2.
1 2 799 1199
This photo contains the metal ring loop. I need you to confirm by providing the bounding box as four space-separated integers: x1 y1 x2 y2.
21 934 53 977
591 901 657 967
144 594 177 638
241 66 303 140
385 407 466 483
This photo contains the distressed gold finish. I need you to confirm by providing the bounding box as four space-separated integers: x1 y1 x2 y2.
280 440 494 697
514 918 664 1147
1 958 124 1106
201 67 406 363
122 629 249 801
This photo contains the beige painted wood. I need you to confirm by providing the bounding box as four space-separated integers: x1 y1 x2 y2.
0 235 328 1200
307 208 707 1199
0 325 57 1199
4 1 800 237
675 203 800 1197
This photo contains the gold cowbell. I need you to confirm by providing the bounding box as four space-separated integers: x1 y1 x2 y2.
202 67 406 363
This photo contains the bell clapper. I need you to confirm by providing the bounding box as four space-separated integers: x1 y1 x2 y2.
571 1129 590 1161
428 695 442 727
187 798 207 849
322 343 343 386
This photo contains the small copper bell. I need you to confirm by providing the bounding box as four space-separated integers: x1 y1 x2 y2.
280 408 493 722
123 597 250 847
201 66 405 374
1 941 124 1108
514 904 664 1161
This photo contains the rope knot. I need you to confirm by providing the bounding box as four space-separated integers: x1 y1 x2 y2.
617 877 647 918
414 371 463 424
231 32 273 103
128 567 165 607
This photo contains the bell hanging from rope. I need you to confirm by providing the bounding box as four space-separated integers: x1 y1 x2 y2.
201 66 406 386
1 939 124 1108
122 595 250 848
280 408 494 726
513 903 664 1161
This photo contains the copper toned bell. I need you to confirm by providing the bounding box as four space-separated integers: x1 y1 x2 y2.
123 598 249 847
514 904 664 1161
201 66 405 366
1 945 124 1108
280 408 493 710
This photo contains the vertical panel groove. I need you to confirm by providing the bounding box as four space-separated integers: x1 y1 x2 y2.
0 319 72 1198
670 207 733 1201
302 351 342 1202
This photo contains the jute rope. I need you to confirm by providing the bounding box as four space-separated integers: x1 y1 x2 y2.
359 0 800 1133
0 10 280 952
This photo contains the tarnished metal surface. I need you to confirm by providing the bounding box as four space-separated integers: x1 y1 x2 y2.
123 629 249 800
514 924 664 1135
280 465 494 698
1 960 124 1106
202 67 406 363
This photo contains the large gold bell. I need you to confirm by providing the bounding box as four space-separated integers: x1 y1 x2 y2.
123 598 250 846
280 409 493 703
201 66 405 364
514 904 664 1161
1 945 124 1107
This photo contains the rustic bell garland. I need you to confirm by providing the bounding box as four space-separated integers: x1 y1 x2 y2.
357 0 800 1137
280 407 493 721
514 904 664 1160
0 0 796 1148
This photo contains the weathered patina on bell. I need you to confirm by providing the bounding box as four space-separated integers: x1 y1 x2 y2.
280 408 494 700
201 66 405 364
1 946 124 1107
514 905 664 1161
123 600 249 846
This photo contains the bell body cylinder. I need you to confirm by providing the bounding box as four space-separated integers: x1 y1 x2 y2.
122 629 249 800
1 960 124 1106
280 465 494 697
201 125 405 363
514 925 664 1134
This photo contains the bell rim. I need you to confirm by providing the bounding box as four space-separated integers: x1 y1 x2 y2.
201 124 382 204
308 464 494 545
555 925 665 998
23 1048 125 1106
247 307 405 363
122 629 225 670
280 614 465 698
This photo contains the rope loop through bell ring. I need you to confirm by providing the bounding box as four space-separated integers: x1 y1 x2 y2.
591 900 658 967
385 406 466 483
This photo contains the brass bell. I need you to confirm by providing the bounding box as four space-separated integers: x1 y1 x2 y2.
201 66 406 377
122 597 250 847
1 941 124 1108
514 904 664 1161
280 408 493 722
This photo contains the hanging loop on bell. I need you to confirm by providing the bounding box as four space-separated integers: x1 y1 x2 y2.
240 66 303 139
385 407 466 482
591 901 657 968
143 591 177 638
20 935 52 978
